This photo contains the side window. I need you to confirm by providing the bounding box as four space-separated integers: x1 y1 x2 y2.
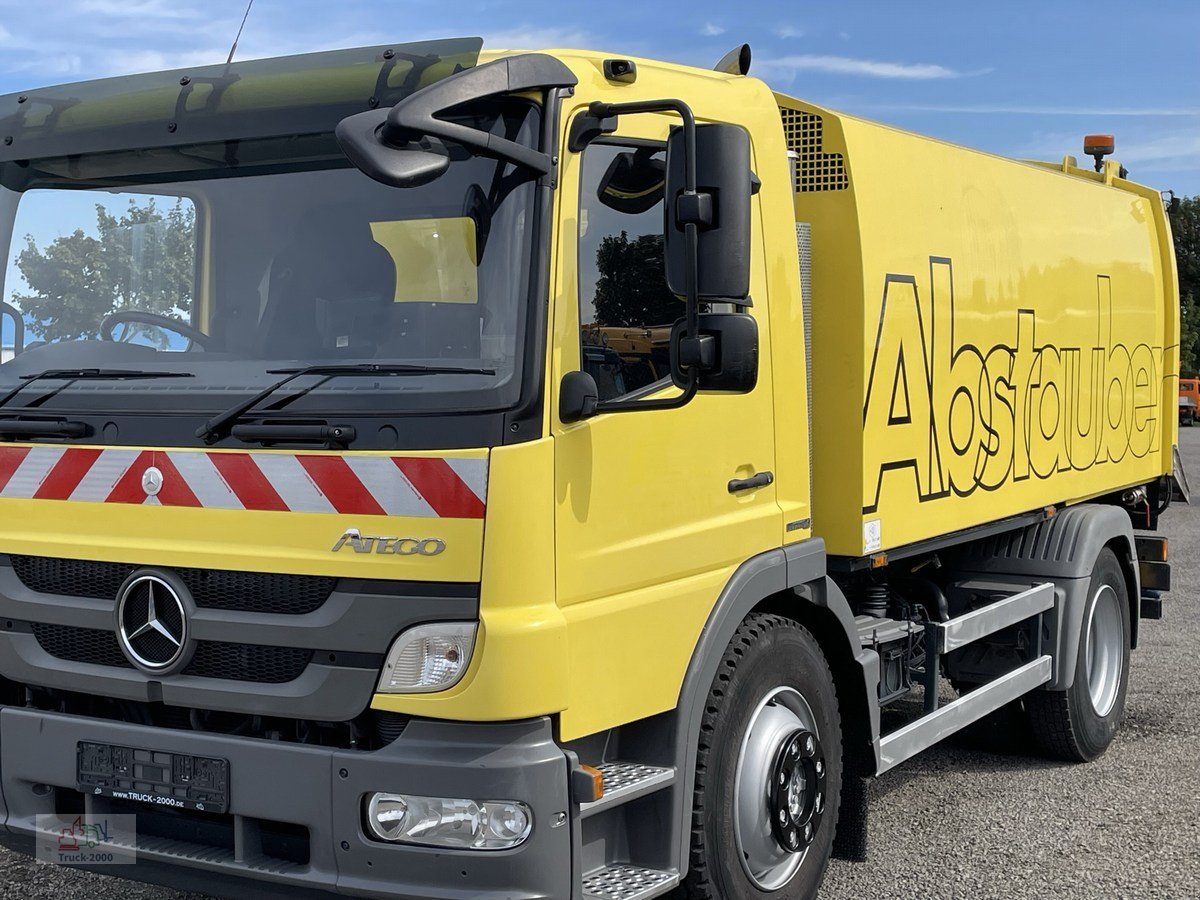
578 143 680 401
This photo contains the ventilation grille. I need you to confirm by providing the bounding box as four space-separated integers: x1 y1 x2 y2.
797 222 814 502
10 556 336 616
31 623 314 684
780 108 848 192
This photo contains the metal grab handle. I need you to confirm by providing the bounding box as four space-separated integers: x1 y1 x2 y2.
728 471 774 493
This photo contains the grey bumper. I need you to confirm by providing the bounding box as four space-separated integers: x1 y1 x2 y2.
0 707 573 899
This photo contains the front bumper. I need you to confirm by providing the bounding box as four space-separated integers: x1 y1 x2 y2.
0 707 572 899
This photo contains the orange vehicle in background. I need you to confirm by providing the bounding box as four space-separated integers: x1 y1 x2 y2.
1181 377 1199 426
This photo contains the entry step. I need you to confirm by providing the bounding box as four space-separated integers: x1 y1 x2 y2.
580 762 674 817
582 864 680 900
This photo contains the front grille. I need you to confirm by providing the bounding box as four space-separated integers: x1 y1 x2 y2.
10 556 336 615
31 623 130 669
186 642 314 683
30 623 313 684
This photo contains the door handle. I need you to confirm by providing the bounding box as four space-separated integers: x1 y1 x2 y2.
728 471 774 493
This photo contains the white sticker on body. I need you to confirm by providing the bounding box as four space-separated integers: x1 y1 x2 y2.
863 518 882 554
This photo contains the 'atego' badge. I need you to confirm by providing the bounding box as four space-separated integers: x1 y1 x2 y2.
332 529 446 556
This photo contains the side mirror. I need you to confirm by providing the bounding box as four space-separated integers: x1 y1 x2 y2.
669 313 757 392
664 123 752 303
560 370 599 423
595 148 666 214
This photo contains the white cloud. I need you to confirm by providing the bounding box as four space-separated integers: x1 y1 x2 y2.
775 24 804 39
482 25 590 49
100 47 233 76
77 0 200 19
1070 131 1200 173
758 54 986 80
1009 126 1200 176
701 23 726 37
866 102 1200 117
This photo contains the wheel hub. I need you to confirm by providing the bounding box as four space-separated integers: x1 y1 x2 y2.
733 686 825 891
768 729 826 853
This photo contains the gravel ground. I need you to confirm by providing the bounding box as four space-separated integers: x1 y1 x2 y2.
4 437 1198 899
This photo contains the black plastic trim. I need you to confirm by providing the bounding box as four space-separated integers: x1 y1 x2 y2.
828 506 1055 572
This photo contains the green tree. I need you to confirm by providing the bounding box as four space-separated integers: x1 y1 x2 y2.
12 197 194 345
1168 195 1200 373
593 231 682 328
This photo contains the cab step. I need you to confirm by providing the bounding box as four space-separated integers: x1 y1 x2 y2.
581 762 674 817
582 864 681 900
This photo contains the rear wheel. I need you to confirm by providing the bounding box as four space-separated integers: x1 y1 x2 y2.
1026 547 1131 761
683 613 841 899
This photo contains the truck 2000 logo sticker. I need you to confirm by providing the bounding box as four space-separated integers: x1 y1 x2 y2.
862 256 1166 514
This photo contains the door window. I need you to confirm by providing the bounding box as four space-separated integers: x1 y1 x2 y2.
577 143 680 401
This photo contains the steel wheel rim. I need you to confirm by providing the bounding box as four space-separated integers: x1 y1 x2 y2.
733 686 819 891
1084 583 1123 717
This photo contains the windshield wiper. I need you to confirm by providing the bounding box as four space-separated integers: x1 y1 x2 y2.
196 362 496 445
0 368 195 410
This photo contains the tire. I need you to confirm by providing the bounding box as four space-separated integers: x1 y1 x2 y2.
682 613 842 900
1025 547 1131 762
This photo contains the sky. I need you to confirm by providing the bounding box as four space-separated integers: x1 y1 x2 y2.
2 0 1198 345
0 0 1196 194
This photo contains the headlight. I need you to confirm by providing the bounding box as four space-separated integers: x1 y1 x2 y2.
377 621 476 693
365 792 532 849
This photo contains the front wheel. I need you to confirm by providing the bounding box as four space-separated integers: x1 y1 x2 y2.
1026 547 1131 761
683 613 841 899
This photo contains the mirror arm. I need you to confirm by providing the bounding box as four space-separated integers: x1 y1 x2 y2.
595 374 697 415
383 54 578 174
586 97 704 355
337 54 578 184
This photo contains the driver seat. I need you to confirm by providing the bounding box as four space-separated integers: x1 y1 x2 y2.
257 213 397 359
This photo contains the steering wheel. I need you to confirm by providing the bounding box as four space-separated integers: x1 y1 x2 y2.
100 310 213 351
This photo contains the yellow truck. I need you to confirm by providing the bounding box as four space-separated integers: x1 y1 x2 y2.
0 38 1183 899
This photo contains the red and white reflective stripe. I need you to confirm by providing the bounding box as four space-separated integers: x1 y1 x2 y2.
0 446 487 518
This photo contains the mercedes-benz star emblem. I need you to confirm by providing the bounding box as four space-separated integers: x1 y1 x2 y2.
141 466 163 496
116 573 189 672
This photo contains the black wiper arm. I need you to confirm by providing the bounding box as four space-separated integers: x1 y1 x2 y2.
0 368 195 410
196 363 496 445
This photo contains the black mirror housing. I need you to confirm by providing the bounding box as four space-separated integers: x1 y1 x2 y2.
670 313 758 392
664 123 752 302
560 370 600 423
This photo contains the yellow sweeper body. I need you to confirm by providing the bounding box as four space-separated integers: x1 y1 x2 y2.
776 95 1179 558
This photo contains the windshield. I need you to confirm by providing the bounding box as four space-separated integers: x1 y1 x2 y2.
0 103 539 437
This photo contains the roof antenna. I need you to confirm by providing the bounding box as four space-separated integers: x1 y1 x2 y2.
226 0 255 65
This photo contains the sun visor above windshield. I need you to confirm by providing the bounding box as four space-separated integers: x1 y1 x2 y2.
0 38 482 165
370 218 480 304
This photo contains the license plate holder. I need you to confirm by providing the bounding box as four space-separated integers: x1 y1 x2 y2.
77 741 230 814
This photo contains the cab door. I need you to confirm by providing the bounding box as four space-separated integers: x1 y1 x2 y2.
550 111 782 738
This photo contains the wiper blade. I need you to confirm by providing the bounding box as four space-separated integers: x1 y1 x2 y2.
196 363 496 445
0 368 195 410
